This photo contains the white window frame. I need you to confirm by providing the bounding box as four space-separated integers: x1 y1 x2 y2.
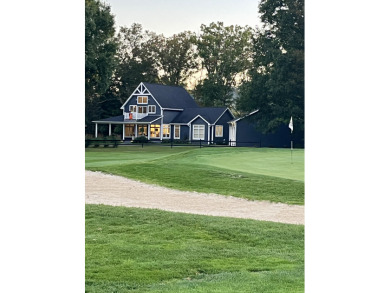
174 125 180 139
148 105 156 114
192 124 205 140
137 106 147 113
162 124 170 139
129 105 135 112
215 125 223 137
137 96 148 104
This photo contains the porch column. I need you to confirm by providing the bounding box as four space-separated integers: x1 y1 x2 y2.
207 125 210 144
147 124 150 140
135 124 138 137
108 123 111 136
95 123 98 138
122 124 125 140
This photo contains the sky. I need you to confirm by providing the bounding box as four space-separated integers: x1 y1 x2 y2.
103 0 261 36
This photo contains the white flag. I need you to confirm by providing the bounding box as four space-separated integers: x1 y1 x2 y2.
289 116 293 133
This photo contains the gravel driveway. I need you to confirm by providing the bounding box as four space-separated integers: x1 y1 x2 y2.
85 171 304 225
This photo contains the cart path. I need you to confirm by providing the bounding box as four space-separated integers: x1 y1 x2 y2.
85 171 304 225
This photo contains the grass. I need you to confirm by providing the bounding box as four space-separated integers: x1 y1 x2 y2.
85 145 304 205
85 204 304 293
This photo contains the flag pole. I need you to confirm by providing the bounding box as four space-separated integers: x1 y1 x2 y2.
289 117 293 164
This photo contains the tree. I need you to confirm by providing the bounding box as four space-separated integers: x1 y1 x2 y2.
85 0 117 132
157 31 198 86
238 0 304 135
114 24 161 104
194 22 253 107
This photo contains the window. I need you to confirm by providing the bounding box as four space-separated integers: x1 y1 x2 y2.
174 125 180 139
137 106 147 113
148 105 156 114
215 125 223 137
150 124 160 138
129 105 135 112
137 124 148 136
137 96 148 104
162 124 170 138
193 125 205 140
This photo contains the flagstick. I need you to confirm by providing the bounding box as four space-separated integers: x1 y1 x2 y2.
290 139 293 164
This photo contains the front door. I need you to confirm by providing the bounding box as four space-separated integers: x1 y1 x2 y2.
137 124 148 137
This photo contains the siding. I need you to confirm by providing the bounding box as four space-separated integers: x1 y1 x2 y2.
213 110 234 144
123 95 161 115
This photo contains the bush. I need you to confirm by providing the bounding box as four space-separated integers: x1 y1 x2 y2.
133 136 148 143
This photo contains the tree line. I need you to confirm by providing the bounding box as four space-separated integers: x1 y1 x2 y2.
85 0 304 137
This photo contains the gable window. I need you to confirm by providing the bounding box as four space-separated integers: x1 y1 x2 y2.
148 105 156 114
137 96 148 104
162 124 170 138
174 125 180 139
138 106 147 113
215 125 223 137
193 125 205 140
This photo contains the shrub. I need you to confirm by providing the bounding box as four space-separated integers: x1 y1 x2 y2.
133 136 148 143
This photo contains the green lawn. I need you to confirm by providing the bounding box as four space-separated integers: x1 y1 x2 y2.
85 205 304 293
85 145 304 205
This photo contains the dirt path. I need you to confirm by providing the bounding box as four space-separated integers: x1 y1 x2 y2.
85 171 304 225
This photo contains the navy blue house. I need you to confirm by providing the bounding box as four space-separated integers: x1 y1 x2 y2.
92 82 234 143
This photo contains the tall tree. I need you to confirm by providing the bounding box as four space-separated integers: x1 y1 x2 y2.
85 0 117 132
238 0 304 134
114 24 161 104
157 31 198 86
194 22 253 107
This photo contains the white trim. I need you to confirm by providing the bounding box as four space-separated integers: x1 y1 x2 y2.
211 125 214 142
95 123 98 138
215 125 223 137
192 124 205 140
148 105 156 114
122 124 125 140
161 108 184 111
174 125 180 139
108 123 112 136
162 124 170 139
207 125 210 144
213 108 235 125
137 96 148 104
120 82 162 110
230 109 259 123
187 115 210 126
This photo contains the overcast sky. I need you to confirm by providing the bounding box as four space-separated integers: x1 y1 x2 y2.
103 0 261 36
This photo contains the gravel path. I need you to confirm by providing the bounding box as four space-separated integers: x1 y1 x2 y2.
85 171 304 225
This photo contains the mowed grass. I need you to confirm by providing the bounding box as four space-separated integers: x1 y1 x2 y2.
85 145 304 205
85 204 304 293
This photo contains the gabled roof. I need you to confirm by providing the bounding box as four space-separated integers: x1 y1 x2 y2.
120 82 199 110
171 107 229 124
92 115 161 124
143 83 199 109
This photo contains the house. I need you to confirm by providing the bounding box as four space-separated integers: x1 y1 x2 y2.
92 82 234 143
228 110 301 148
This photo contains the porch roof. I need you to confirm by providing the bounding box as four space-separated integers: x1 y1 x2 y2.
92 115 162 124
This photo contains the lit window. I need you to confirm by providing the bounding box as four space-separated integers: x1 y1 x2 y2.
148 105 156 113
174 125 180 139
193 125 205 140
215 125 223 137
162 124 170 138
137 96 148 104
150 124 160 138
